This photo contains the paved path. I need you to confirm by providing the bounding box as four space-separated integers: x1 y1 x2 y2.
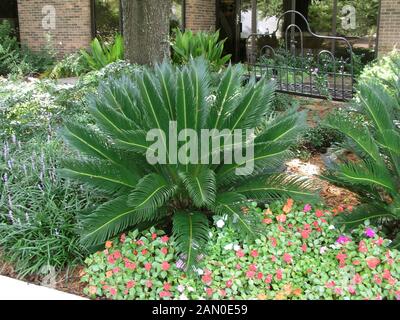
0 275 87 300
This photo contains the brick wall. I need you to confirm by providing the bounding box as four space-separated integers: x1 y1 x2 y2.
17 0 92 57
378 0 400 55
185 0 216 31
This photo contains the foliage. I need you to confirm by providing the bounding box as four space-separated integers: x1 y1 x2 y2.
299 122 345 154
323 62 400 247
0 20 55 78
82 200 400 300
171 29 231 70
47 53 90 79
81 35 124 71
94 0 121 40
60 58 315 271
0 137 99 277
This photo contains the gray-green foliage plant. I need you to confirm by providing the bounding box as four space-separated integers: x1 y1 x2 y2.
60 58 315 270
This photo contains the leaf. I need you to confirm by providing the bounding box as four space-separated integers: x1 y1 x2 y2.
172 211 210 271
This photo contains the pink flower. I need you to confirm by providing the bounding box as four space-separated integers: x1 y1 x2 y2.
202 274 212 284
262 218 273 224
145 280 153 288
113 250 121 259
219 289 227 297
161 247 168 255
276 269 283 281
336 235 351 245
271 255 277 262
374 274 382 285
226 279 233 288
315 210 324 218
250 250 259 257
206 288 213 296
246 271 255 278
353 273 363 285
136 240 144 246
107 255 116 264
257 272 263 280
112 267 120 274
109 288 117 296
301 243 307 252
161 235 169 243
151 233 157 240
276 214 286 223
163 283 171 291
120 233 126 243
303 204 312 212
365 228 376 238
236 250 245 258
325 281 335 288
283 253 292 264
235 263 242 270
366 257 380 269
358 240 368 253
383 269 392 280
141 249 148 255
348 285 356 295
270 237 277 247
161 261 170 271
125 261 137 270
144 262 152 271
334 287 342 295
375 238 384 246
126 280 135 289
249 264 257 272
159 291 171 298
265 274 273 284
301 230 310 239
336 252 347 267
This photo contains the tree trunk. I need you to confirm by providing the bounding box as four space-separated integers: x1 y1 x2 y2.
121 0 171 65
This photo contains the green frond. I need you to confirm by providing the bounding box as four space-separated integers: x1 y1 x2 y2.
334 203 396 230
58 159 139 194
236 174 319 202
80 195 165 247
172 211 210 271
127 173 177 219
179 167 216 207
156 61 177 120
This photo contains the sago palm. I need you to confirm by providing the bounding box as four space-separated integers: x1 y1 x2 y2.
323 79 400 247
60 58 315 269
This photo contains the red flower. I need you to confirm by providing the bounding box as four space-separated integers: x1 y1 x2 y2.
161 261 170 271
133 250 138 255
141 249 148 255
283 253 292 264
136 240 144 246
202 274 212 284
383 269 392 280
113 250 121 259
262 218 273 224
226 279 233 288
159 291 171 298
265 274 273 284
270 237 277 247
236 250 245 258
374 274 382 285
124 260 136 270
301 244 307 252
315 210 324 218
163 283 171 291
144 262 152 271
151 233 157 240
366 257 380 269
301 230 310 239
336 252 347 268
161 235 169 243
358 240 368 253
278 225 285 232
161 247 168 255
206 288 213 297
126 280 135 289
257 272 263 280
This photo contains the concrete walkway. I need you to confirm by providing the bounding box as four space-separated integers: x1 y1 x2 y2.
0 275 87 300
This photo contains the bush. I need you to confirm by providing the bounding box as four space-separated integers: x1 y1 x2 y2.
172 29 231 70
0 137 100 276
60 58 314 270
81 200 400 300
47 53 90 79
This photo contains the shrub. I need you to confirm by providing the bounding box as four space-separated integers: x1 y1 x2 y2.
81 35 124 71
0 137 100 276
47 53 90 79
60 58 314 270
299 123 345 154
81 200 400 300
323 67 400 246
172 29 231 70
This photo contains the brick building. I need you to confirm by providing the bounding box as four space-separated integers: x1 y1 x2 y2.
1 0 399 58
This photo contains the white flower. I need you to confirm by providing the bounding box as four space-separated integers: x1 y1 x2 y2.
328 225 336 230
177 285 185 293
216 219 225 228
224 243 234 250
187 286 195 292
319 246 328 254
197 268 204 276
179 294 188 300
233 244 241 251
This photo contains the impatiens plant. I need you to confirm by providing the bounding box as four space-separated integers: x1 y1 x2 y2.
60 58 314 270
323 76 400 247
82 201 400 300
